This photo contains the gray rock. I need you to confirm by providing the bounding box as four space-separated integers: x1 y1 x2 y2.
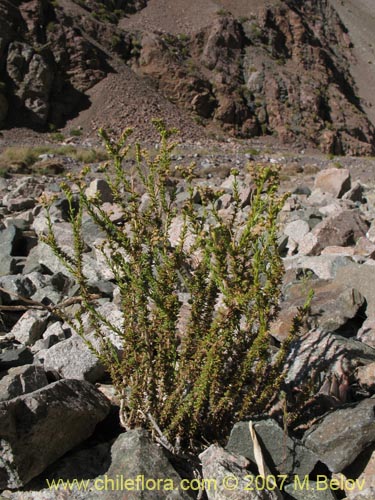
220 175 253 208
307 189 336 207
284 219 310 245
23 242 70 276
356 362 375 391
0 347 33 371
85 179 113 204
200 443 277 499
0 275 36 303
226 420 318 477
343 180 365 203
43 334 105 383
27 272 65 306
357 317 375 348
287 281 366 337
31 321 69 353
313 168 351 198
11 310 50 345
0 365 48 401
286 329 375 385
6 42 52 125
335 263 375 316
303 397 375 472
309 209 369 254
91 429 190 499
308 282 366 336
366 220 375 244
284 481 336 499
0 379 110 488
0 226 20 276
283 255 353 280
345 447 375 500
5 198 36 212
4 211 33 231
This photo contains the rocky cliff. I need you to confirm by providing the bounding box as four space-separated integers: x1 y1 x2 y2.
0 0 374 154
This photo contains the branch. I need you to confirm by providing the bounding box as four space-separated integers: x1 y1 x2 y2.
0 286 100 313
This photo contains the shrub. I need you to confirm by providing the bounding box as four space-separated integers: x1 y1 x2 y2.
42 120 310 449
50 131 65 142
69 128 83 137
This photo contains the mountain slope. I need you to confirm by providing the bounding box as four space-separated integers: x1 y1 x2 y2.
329 0 375 126
0 0 374 154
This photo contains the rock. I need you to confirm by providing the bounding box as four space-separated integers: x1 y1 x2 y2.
366 221 375 244
85 179 114 204
345 447 375 499
6 41 53 125
303 397 375 472
284 219 310 246
91 429 190 499
0 379 110 488
220 174 254 208
26 272 65 306
0 365 48 402
0 226 21 276
279 281 366 339
286 328 375 385
199 443 277 499
307 189 336 208
48 442 113 489
4 212 33 231
226 420 317 477
284 481 336 499
5 198 36 212
284 255 353 280
357 318 375 348
321 246 355 256
42 334 105 383
0 275 36 303
313 168 351 198
343 181 365 203
10 310 50 345
0 347 34 372
22 242 66 275
356 362 375 391
354 237 375 259
335 263 375 315
308 210 369 255
31 321 69 353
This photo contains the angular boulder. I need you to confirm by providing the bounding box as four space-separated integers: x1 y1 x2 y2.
43 334 105 383
0 379 110 488
0 364 48 402
313 168 351 198
226 420 318 477
91 429 190 499
303 397 375 472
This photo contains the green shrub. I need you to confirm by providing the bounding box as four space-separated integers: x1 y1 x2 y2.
72 147 108 163
69 128 83 137
50 131 65 142
0 146 43 166
42 120 310 449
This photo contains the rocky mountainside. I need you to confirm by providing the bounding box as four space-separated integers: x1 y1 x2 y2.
0 0 375 154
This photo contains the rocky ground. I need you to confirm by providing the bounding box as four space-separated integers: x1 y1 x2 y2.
0 143 375 499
